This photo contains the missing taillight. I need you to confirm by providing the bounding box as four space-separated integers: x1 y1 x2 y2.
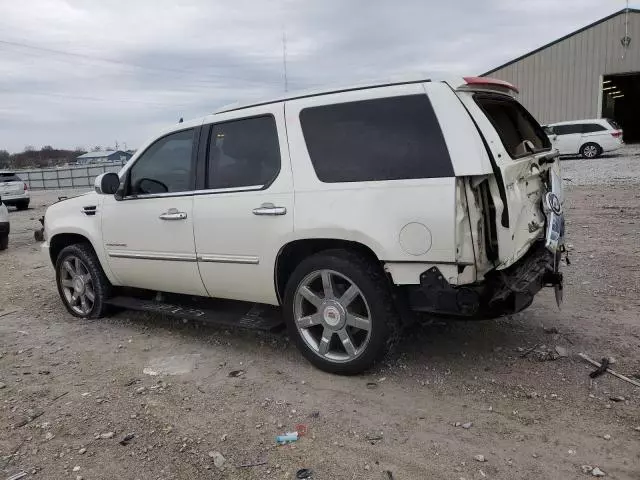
479 181 499 262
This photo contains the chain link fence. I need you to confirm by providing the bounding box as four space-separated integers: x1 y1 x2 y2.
16 161 126 190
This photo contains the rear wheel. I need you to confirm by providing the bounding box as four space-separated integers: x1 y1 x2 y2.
580 142 601 159
56 243 111 318
283 250 399 375
0 235 7 251
16 200 29 211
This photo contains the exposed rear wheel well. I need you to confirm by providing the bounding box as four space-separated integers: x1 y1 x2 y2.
49 233 94 265
275 239 381 303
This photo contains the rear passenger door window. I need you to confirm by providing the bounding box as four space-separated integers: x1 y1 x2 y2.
299 95 453 183
554 124 582 135
206 116 280 190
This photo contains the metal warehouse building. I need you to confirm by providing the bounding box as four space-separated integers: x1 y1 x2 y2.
483 8 640 142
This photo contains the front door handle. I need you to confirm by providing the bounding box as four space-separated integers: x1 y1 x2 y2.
252 203 287 216
159 208 187 220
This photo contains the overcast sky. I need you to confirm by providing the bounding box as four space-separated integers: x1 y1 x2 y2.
0 0 632 153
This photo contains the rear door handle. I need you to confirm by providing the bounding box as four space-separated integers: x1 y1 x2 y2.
159 208 187 220
252 203 287 216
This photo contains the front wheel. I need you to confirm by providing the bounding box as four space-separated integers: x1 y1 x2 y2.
580 142 601 159
56 243 111 318
283 250 399 375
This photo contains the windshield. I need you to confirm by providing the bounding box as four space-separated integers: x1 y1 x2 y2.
474 94 551 158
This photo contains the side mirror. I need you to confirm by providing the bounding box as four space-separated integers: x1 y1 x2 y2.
94 172 120 195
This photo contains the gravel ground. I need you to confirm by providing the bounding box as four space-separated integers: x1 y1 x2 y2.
561 144 640 186
1 152 639 480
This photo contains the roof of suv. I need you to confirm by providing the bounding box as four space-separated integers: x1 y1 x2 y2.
150 75 517 141
548 119 609 127
214 75 435 114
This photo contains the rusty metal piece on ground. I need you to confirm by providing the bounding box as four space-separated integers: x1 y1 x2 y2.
589 357 610 378
579 353 640 387
119 433 135 446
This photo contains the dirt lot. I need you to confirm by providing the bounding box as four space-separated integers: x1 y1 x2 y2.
1 153 639 480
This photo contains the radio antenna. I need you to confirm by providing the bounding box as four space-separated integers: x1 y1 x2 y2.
282 29 289 93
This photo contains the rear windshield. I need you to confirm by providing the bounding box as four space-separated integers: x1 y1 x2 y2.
474 94 551 158
0 173 21 182
606 119 621 130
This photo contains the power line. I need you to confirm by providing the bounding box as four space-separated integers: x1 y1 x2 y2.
0 88 185 107
0 38 204 77
0 38 282 84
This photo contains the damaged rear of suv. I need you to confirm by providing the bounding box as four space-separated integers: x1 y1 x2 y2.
405 77 565 320
43 75 564 374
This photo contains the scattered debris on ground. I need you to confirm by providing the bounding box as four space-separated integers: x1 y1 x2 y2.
1 181 639 478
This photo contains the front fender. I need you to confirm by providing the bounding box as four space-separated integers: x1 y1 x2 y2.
44 195 119 285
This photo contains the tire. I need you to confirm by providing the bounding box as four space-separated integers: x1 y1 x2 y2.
283 249 400 375
0 235 7 251
16 201 29 211
55 243 111 318
580 142 601 159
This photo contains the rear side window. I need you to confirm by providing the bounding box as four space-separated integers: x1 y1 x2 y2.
299 95 453 183
553 124 582 135
582 123 607 133
475 95 550 158
206 115 280 189
0 173 21 182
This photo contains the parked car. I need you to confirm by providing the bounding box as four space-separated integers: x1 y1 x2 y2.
0 171 30 210
544 119 623 158
0 196 9 250
42 76 565 374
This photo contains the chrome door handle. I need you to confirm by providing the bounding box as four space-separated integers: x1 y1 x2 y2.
159 208 187 220
252 203 287 216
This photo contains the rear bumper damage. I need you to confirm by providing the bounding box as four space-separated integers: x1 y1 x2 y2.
405 241 563 319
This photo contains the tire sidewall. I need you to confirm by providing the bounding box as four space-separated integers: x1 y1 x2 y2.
55 243 109 319
581 143 600 158
283 251 395 375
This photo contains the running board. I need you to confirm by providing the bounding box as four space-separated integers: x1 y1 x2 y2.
106 295 284 331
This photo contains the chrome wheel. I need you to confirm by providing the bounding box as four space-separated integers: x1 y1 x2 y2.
293 269 372 363
583 145 598 158
59 255 95 316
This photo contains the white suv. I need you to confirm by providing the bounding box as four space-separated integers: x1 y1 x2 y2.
0 171 30 210
42 76 565 374
545 119 623 158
